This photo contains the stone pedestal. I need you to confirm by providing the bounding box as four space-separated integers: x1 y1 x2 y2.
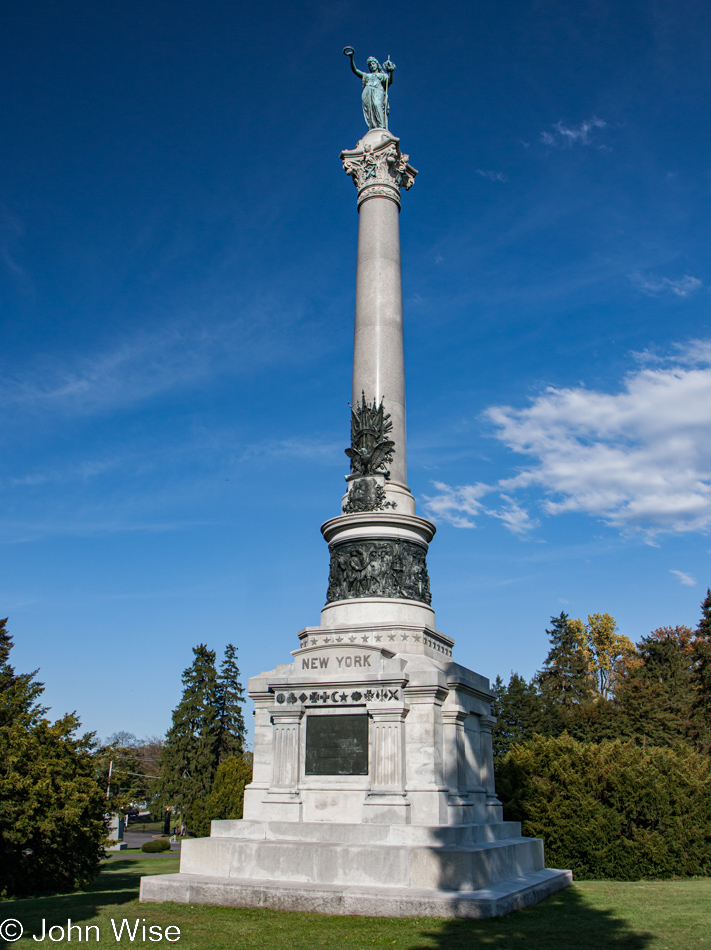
106 813 127 851
140 126 571 917
141 619 571 914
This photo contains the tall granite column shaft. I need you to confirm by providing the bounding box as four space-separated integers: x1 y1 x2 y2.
353 195 407 486
321 128 434 628
342 130 418 496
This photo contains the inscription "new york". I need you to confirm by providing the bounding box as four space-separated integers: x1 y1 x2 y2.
302 654 372 670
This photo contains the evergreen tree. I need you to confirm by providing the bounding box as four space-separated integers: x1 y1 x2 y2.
190 754 253 838
615 627 695 748
563 695 620 744
690 589 711 753
157 644 221 829
216 643 246 760
497 734 711 880
536 613 595 731
0 618 45 726
491 673 545 760
537 613 595 706
0 619 107 897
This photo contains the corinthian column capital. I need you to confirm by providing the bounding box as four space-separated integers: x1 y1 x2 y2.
341 130 417 210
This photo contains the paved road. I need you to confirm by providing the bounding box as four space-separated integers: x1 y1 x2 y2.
120 829 181 851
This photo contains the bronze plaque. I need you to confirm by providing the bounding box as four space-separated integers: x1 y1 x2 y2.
305 714 368 775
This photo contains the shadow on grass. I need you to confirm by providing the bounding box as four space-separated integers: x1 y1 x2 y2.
0 856 178 949
407 885 654 950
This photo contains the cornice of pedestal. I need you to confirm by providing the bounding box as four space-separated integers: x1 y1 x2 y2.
321 511 436 546
341 129 417 210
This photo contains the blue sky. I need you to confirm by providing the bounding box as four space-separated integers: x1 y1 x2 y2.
2 0 711 744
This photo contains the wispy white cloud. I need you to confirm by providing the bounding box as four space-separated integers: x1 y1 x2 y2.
0 207 26 276
0 517 214 544
0 289 313 421
422 482 488 528
487 341 711 537
0 331 215 419
541 117 606 147
424 341 711 540
475 169 509 183
422 483 538 535
487 496 539 535
240 437 342 465
7 457 124 489
629 273 702 297
670 569 697 586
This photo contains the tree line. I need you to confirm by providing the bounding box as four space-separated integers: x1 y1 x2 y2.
94 643 252 838
492 590 711 879
153 642 251 837
0 621 251 898
2 588 710 896
492 591 711 757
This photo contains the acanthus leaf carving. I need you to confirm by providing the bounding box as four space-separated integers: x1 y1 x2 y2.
341 134 417 206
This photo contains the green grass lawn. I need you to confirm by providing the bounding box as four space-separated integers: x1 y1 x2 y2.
2 855 709 950
124 819 167 836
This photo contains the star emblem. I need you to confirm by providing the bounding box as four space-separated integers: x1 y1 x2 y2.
323 637 331 644
361 635 369 642
388 634 396 641
339 693 348 703
413 634 421 642
348 635 357 642
374 635 382 642
401 633 408 640
336 636 343 643
311 638 318 646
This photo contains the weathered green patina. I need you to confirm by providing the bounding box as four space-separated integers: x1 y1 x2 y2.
343 46 396 130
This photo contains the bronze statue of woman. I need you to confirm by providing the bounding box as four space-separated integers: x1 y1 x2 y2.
343 47 396 131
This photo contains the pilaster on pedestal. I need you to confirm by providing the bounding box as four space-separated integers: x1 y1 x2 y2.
479 715 504 821
362 705 410 824
442 707 471 799
270 706 304 790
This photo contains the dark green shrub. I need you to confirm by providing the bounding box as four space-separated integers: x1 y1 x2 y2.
190 755 253 838
141 839 171 853
497 734 711 880
0 620 107 897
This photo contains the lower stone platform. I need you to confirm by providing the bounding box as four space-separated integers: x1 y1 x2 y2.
139 820 572 918
140 868 571 918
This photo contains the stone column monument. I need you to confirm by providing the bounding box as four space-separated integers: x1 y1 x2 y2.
140 50 571 917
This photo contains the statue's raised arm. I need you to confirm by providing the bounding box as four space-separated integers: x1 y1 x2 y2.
343 46 365 79
343 47 397 131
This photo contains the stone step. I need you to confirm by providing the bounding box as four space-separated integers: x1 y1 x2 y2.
180 833 545 891
211 819 523 846
140 867 573 918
